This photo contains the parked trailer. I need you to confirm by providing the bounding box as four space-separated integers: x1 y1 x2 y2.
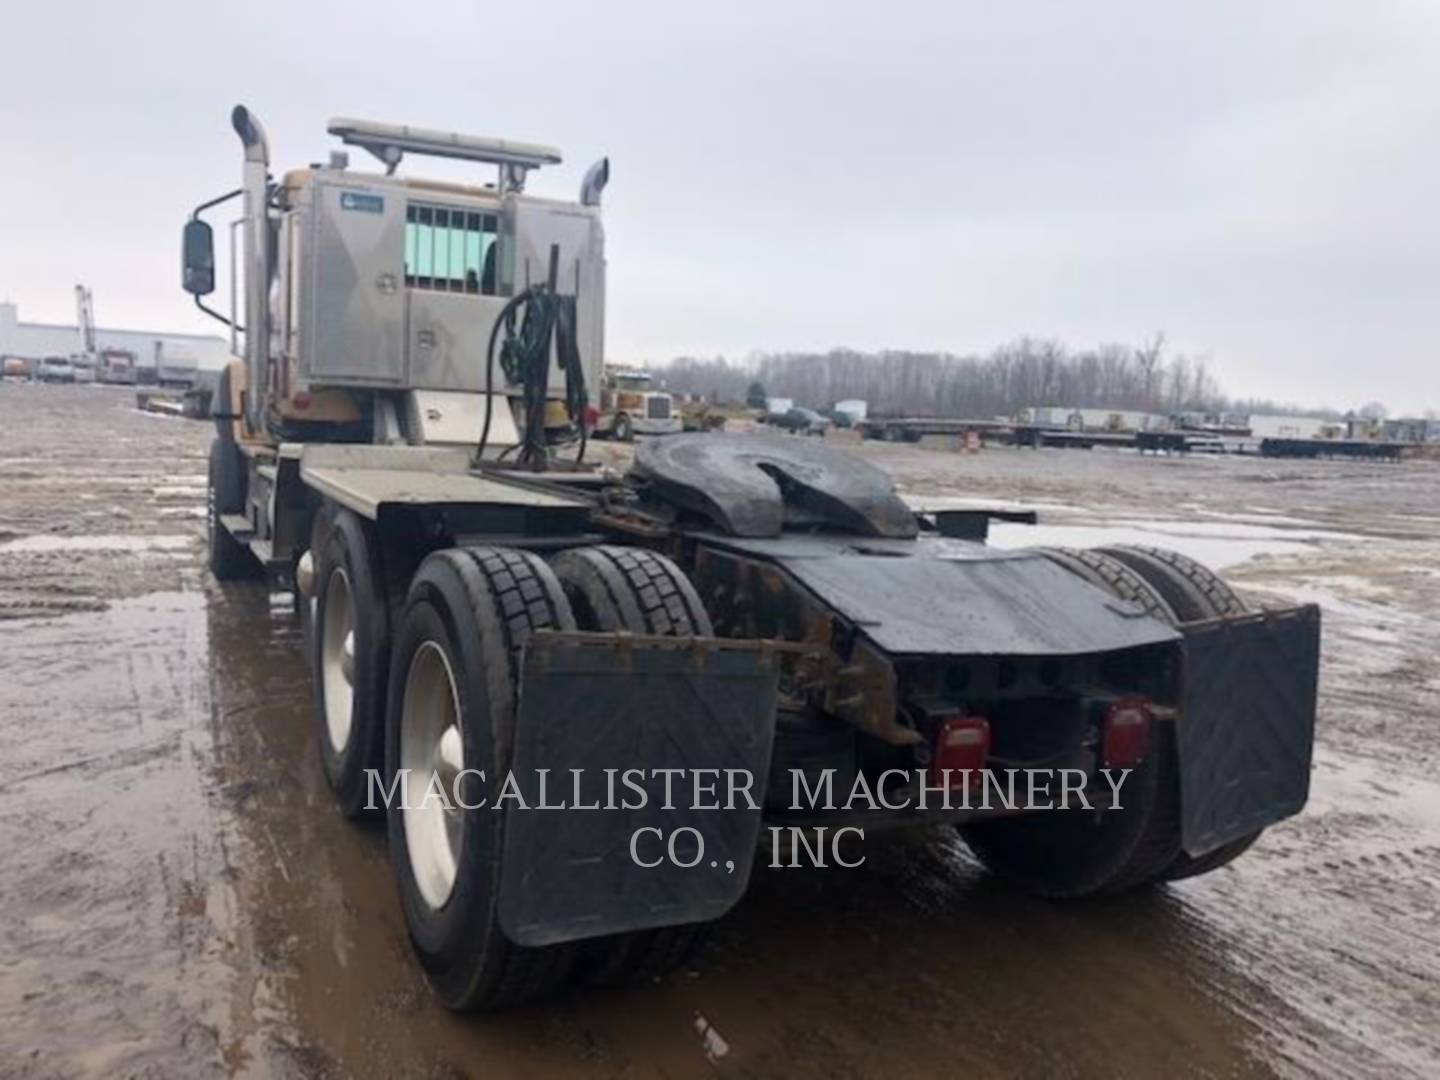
136 368 218 419
1261 437 1407 461
1134 431 1228 454
185 106 1321 1012
861 417 1013 442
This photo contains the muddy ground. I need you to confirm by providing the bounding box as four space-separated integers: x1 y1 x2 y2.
1 384 1438 1078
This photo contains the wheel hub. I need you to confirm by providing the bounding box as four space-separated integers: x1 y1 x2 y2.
320 567 355 754
400 640 465 910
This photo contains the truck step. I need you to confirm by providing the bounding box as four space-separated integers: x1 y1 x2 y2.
219 513 255 541
248 538 287 571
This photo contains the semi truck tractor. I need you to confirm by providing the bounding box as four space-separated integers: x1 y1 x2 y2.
592 365 682 440
185 106 1321 1011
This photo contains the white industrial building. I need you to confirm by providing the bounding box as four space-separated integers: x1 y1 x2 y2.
0 300 229 369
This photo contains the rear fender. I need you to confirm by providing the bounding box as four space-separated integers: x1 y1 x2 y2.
497 631 785 946
1177 605 1321 856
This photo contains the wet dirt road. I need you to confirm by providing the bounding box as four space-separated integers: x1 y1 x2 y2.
2 385 1438 1078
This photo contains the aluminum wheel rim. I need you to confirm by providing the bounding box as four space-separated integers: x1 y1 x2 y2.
401 640 465 910
320 567 355 754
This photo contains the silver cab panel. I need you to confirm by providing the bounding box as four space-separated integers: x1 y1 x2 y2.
292 173 605 397
298 176 408 385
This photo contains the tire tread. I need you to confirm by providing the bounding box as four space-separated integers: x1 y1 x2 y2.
549 546 713 985
403 545 577 1010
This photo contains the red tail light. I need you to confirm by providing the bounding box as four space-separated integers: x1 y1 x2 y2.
1103 699 1153 769
583 405 600 430
931 715 990 787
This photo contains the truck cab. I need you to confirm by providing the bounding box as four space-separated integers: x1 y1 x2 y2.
183 109 608 453
595 366 681 440
99 348 138 385
37 356 75 383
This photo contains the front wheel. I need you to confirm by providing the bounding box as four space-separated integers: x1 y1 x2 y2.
206 438 259 581
312 508 390 818
386 546 578 1011
613 413 634 442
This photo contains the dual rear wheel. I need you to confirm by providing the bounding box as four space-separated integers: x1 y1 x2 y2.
309 528 713 1009
960 545 1260 897
549 546 715 987
306 525 1259 1003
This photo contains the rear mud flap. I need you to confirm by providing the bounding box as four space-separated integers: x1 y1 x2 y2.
1179 605 1321 857
498 634 781 947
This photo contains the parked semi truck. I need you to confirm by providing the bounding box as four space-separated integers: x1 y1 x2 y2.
186 106 1321 1011
99 347 139 385
592 365 681 440
37 356 75 383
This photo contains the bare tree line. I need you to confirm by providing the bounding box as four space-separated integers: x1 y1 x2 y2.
655 336 1280 419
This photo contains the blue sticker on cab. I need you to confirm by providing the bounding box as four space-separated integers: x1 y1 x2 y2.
340 191 384 214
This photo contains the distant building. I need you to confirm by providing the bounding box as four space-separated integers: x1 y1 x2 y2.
0 300 229 369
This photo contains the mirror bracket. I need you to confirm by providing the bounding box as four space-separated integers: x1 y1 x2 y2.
183 188 243 328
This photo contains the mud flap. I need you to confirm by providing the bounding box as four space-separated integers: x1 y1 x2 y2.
1178 605 1321 857
498 634 781 947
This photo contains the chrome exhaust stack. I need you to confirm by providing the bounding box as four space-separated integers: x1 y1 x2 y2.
231 105 271 433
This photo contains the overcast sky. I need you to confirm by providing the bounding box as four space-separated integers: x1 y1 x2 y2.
3 1 1437 411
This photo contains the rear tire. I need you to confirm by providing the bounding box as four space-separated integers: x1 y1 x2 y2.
960 726 1182 898
1096 545 1246 623
313 509 390 819
1034 547 1180 624
206 437 259 581
1096 546 1262 881
549 545 715 986
961 547 1189 896
1162 831 1261 881
386 546 578 1011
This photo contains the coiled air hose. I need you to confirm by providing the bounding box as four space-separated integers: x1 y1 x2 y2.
476 245 589 469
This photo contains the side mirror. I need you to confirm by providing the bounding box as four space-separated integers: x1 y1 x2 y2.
182 219 215 296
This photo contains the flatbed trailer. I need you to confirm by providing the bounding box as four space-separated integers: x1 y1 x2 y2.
861 419 1227 455
1261 437 1408 461
860 416 1013 442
